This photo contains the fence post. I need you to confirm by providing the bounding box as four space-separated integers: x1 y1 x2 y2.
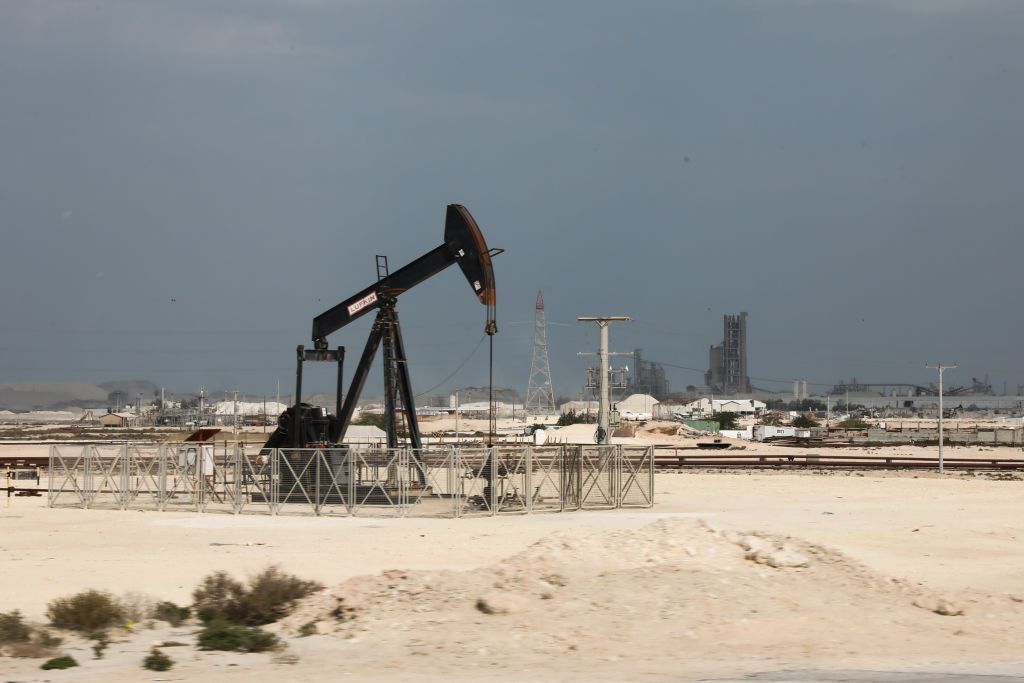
120 442 129 510
314 449 322 516
453 447 462 519
648 445 655 507
157 444 166 512
400 448 408 518
525 446 533 513
346 448 355 516
614 445 622 509
46 445 54 508
271 449 280 515
447 446 456 518
489 446 497 517
82 446 93 509
557 446 565 513
232 443 242 514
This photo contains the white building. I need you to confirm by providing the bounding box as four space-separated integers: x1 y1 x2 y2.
678 398 766 417
613 393 659 416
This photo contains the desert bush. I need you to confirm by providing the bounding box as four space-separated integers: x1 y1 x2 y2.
119 592 155 623
196 621 279 653
40 654 78 670
297 620 318 637
37 631 63 648
152 601 191 627
46 590 125 633
193 567 321 626
192 571 244 623
0 610 31 643
142 648 174 671
791 415 819 428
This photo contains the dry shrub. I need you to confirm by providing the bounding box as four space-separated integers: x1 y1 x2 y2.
119 592 155 623
193 566 322 626
152 601 191 627
7 636 60 659
192 571 243 623
0 611 31 644
1 611 63 658
46 590 125 633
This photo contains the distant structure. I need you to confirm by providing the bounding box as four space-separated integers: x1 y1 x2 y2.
792 379 809 400
705 312 751 395
525 290 557 414
629 349 669 399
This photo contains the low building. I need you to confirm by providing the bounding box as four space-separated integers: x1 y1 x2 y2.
674 398 766 417
99 412 138 428
613 393 660 416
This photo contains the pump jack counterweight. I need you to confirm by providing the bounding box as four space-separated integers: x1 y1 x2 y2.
263 204 500 454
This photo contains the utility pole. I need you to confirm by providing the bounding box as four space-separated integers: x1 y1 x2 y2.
577 316 630 445
926 363 957 473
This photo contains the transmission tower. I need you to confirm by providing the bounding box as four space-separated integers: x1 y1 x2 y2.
525 290 557 414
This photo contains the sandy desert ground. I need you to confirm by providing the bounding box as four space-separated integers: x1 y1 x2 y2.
2 461 1024 682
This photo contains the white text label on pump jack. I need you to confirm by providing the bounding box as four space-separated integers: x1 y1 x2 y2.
347 292 378 316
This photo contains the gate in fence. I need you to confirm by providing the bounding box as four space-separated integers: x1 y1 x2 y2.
48 443 654 517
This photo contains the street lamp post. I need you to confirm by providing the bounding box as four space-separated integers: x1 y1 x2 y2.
926 363 957 473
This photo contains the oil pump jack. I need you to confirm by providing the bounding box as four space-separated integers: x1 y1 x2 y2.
263 204 499 453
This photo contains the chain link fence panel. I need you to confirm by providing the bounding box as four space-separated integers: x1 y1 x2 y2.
47 442 654 517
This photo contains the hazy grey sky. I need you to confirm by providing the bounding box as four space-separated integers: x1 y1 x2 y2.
2 0 1022 398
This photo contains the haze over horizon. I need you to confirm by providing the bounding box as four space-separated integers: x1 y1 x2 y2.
2 1 1022 399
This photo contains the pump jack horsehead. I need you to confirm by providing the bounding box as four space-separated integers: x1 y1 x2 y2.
263 204 501 459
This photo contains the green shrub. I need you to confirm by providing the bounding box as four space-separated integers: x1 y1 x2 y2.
142 648 174 671
791 415 819 428
196 621 279 653
193 567 321 626
46 590 125 633
192 571 244 623
41 655 78 670
0 610 31 643
297 620 317 637
714 411 740 431
152 601 191 627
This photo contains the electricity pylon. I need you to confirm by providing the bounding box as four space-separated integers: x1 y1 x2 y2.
525 290 557 415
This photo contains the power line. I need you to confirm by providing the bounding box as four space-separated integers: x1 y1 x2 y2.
414 335 487 397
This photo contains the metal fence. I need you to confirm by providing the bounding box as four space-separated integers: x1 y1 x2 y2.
48 443 653 517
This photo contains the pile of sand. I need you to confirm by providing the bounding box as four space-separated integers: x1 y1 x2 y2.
277 519 1024 677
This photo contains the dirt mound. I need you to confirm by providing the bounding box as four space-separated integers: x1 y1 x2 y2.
278 519 1023 678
